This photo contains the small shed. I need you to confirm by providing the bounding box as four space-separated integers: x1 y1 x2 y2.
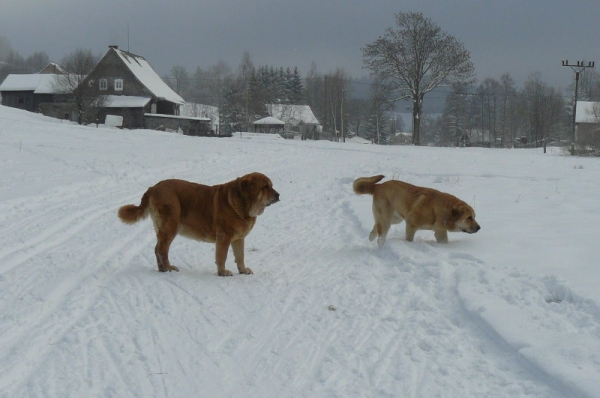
254 116 285 135
575 101 600 146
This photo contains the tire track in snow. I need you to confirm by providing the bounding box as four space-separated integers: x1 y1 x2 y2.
454 257 600 398
0 234 157 397
0 183 143 275
1 156 303 397
289 177 563 397
0 189 157 396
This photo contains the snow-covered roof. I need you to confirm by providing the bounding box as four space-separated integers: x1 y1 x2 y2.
38 63 66 74
576 101 599 124
0 74 63 94
113 48 184 105
104 95 151 108
254 116 285 125
267 104 320 126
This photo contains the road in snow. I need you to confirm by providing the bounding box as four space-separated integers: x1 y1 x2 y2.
0 106 599 397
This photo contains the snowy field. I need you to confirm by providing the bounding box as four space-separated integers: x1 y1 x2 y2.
1 105 599 398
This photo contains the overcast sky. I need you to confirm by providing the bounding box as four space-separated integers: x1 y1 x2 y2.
2 0 599 88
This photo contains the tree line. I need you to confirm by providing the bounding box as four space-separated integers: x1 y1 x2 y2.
3 10 600 149
162 55 407 142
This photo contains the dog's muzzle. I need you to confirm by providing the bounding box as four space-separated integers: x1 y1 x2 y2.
463 225 481 234
269 192 280 205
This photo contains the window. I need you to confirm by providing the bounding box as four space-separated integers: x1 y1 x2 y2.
114 79 123 91
99 79 107 90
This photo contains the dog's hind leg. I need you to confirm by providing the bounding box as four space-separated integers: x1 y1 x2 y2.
369 223 389 248
151 203 180 272
154 232 179 272
371 200 392 248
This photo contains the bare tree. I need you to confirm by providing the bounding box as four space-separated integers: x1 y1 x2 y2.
577 68 599 100
365 75 395 144
304 62 325 138
167 65 189 99
0 36 12 62
323 68 347 141
52 49 101 124
498 74 518 147
25 52 50 72
238 51 254 130
362 11 475 145
440 83 471 146
190 61 233 107
519 73 565 149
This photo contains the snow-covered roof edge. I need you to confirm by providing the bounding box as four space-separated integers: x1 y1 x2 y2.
112 48 184 105
104 95 151 108
254 116 285 125
266 104 320 125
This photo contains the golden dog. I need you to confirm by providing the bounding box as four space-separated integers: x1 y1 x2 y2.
353 175 480 247
118 172 279 276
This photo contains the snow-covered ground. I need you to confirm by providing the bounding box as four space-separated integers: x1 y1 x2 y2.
1 105 599 398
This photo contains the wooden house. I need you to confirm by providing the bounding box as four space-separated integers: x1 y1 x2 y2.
82 46 206 131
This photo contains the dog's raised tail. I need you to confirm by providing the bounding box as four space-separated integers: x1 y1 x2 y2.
118 191 150 224
353 175 385 195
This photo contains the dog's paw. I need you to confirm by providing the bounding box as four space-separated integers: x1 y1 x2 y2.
369 228 377 241
218 269 234 276
239 267 253 275
377 237 386 248
159 265 179 272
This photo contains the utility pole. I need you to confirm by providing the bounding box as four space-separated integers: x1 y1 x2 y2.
562 60 595 154
340 89 345 143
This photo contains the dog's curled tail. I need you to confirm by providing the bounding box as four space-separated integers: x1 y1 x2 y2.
118 191 150 224
353 175 385 195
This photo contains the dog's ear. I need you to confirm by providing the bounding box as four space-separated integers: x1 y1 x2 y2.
444 203 463 229
239 174 260 198
451 204 463 220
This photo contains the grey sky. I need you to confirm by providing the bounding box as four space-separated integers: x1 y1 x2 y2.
2 0 599 88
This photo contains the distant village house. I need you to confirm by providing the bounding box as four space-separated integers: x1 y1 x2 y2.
265 104 322 139
0 63 72 118
83 46 209 134
575 101 600 149
1 46 212 135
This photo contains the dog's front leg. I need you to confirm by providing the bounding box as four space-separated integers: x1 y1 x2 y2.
215 232 233 276
434 230 449 243
232 239 253 275
405 224 417 242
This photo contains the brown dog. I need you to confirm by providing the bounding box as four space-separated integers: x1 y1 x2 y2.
118 172 279 276
353 175 480 247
